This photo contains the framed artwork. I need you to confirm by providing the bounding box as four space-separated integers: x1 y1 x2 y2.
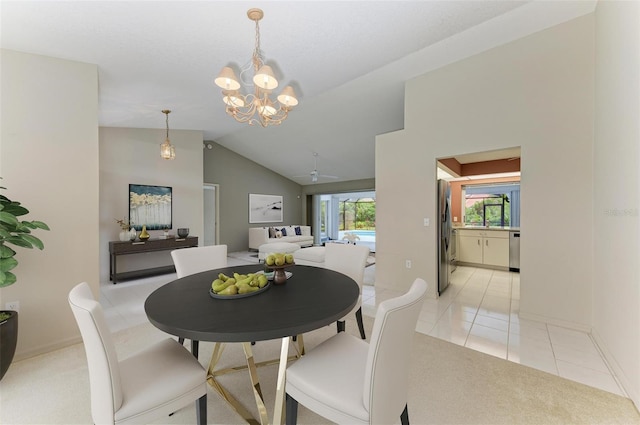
129 184 172 231
249 194 283 223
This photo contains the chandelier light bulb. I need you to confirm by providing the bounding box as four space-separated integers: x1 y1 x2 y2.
214 67 241 91
277 86 298 107
222 90 245 107
253 65 278 90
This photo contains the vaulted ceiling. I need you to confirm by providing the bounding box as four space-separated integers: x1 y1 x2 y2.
1 1 595 185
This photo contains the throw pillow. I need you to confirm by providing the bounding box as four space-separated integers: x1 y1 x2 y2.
280 227 287 236
269 227 277 238
275 230 283 238
295 226 302 235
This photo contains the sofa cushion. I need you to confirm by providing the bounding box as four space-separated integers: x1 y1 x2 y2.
280 227 287 236
276 230 283 238
295 226 302 236
269 227 277 238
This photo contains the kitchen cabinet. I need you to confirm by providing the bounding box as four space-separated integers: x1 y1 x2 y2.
457 229 509 268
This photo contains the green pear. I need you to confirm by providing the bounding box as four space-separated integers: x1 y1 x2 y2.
217 284 238 295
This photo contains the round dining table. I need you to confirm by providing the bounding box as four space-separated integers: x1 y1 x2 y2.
144 263 359 425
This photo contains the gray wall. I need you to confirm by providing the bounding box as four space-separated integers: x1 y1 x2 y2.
204 142 304 252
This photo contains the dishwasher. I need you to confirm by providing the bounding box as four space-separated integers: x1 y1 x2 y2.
509 230 520 272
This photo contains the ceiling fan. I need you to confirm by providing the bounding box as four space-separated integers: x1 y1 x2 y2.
293 152 339 183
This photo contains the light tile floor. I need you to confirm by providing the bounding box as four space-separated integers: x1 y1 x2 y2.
362 265 626 398
100 257 626 399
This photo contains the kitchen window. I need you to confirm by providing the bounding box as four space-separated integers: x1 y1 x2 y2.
464 183 520 227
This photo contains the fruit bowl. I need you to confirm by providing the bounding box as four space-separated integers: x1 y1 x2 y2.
209 281 271 299
266 263 294 285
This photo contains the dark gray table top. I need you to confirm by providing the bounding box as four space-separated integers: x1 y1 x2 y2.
144 264 359 342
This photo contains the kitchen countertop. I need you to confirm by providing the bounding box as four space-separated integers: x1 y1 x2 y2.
455 226 520 232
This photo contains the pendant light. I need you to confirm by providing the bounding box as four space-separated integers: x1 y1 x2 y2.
160 109 175 160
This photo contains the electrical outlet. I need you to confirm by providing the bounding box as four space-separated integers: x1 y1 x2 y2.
5 301 19 312
405 260 412 269
424 218 430 226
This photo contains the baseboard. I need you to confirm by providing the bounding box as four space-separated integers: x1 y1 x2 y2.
591 328 638 408
519 311 592 333
14 335 82 362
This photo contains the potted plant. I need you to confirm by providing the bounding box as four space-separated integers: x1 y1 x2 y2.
0 181 50 380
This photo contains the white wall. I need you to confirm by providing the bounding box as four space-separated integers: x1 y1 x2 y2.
0 50 99 359
592 0 640 407
99 127 203 281
376 15 594 330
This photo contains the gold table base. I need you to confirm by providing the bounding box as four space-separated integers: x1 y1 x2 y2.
206 335 305 425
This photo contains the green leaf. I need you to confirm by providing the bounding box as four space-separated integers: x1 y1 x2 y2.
21 234 44 250
0 211 19 226
0 244 16 259
4 237 33 248
0 228 11 239
31 221 50 231
0 257 18 272
0 271 17 287
2 202 28 217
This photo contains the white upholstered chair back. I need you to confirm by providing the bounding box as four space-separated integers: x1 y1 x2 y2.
324 243 370 295
363 278 427 424
68 282 123 424
171 244 227 278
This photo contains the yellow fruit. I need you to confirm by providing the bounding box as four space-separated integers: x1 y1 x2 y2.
213 280 233 293
285 254 294 264
258 275 268 288
239 285 260 294
217 284 238 295
265 254 275 266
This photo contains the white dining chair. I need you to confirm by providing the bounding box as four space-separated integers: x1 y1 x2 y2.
285 278 428 425
171 244 227 345
68 282 207 425
324 242 370 339
171 244 228 278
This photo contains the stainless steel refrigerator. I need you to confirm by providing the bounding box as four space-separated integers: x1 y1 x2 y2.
437 179 452 295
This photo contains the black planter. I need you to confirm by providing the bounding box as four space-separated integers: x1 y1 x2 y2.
0 311 18 381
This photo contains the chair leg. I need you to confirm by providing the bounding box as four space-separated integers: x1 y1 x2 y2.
191 340 199 359
178 337 185 345
196 394 207 425
400 404 409 425
356 307 366 340
336 320 345 333
286 394 298 425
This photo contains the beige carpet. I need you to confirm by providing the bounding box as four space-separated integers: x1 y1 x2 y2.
1 314 638 424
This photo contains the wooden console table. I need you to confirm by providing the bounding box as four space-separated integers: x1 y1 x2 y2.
109 236 198 284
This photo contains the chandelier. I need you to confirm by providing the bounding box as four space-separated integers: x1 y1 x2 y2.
160 110 175 160
214 8 298 127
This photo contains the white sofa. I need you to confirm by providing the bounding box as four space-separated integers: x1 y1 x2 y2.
249 225 313 250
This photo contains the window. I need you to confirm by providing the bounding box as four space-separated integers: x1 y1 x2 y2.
464 183 520 227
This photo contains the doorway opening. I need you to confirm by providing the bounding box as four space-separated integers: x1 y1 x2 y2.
310 190 376 252
203 184 219 246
